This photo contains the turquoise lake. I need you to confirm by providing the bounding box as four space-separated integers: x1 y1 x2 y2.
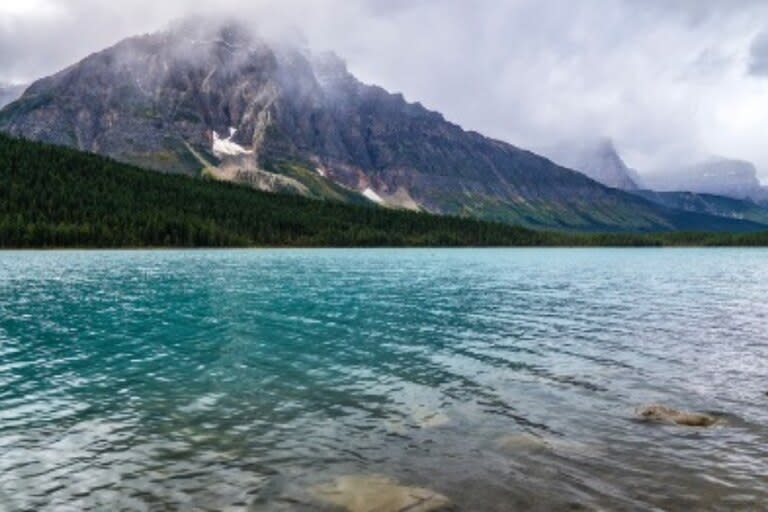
1 249 767 511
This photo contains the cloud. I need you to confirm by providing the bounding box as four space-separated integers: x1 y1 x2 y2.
1 0 767 179
0 0 63 20
748 30 768 76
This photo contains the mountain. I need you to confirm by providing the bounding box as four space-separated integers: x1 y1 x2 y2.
0 19 758 232
633 190 768 226
0 83 26 109
542 138 638 191
643 158 767 201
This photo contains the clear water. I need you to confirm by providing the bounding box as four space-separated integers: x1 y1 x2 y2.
1 249 767 511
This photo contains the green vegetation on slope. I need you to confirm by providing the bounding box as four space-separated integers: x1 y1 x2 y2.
0 134 547 247
1 134 767 248
262 160 371 205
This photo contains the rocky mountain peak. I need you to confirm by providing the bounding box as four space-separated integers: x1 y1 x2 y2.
166 17 256 46
542 137 638 191
311 51 352 89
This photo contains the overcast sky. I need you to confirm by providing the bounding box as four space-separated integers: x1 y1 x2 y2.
2 0 768 180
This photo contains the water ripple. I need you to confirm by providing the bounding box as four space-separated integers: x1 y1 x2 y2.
0 248 767 511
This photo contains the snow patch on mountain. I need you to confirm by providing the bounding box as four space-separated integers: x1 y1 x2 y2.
212 128 253 158
363 188 384 204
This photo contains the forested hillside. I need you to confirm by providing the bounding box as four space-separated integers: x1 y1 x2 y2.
2 134 767 248
0 134 550 247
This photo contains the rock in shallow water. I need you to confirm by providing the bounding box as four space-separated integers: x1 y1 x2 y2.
311 474 452 512
635 404 717 427
497 433 554 453
410 406 451 429
496 433 593 456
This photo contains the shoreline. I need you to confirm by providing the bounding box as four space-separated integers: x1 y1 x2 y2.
1 242 768 250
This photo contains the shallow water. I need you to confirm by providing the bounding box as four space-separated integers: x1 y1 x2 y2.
1 248 767 511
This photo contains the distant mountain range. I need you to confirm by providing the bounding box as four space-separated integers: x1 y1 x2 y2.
0 19 764 233
642 158 767 201
544 139 767 201
548 139 768 222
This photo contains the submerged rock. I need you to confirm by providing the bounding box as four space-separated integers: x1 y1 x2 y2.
497 433 593 456
410 406 451 429
635 404 717 427
497 433 554 453
311 474 451 512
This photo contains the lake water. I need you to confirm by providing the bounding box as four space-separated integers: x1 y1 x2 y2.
0 249 767 511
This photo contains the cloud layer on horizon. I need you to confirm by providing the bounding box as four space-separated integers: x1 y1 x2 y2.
1 0 767 180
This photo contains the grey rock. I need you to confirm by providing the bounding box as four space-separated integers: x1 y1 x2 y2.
636 404 717 427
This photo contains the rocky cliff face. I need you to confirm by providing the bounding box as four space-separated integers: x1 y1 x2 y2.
643 158 767 201
0 19 717 231
0 22 282 175
542 138 638 191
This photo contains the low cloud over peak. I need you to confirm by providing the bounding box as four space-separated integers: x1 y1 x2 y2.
748 30 768 77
